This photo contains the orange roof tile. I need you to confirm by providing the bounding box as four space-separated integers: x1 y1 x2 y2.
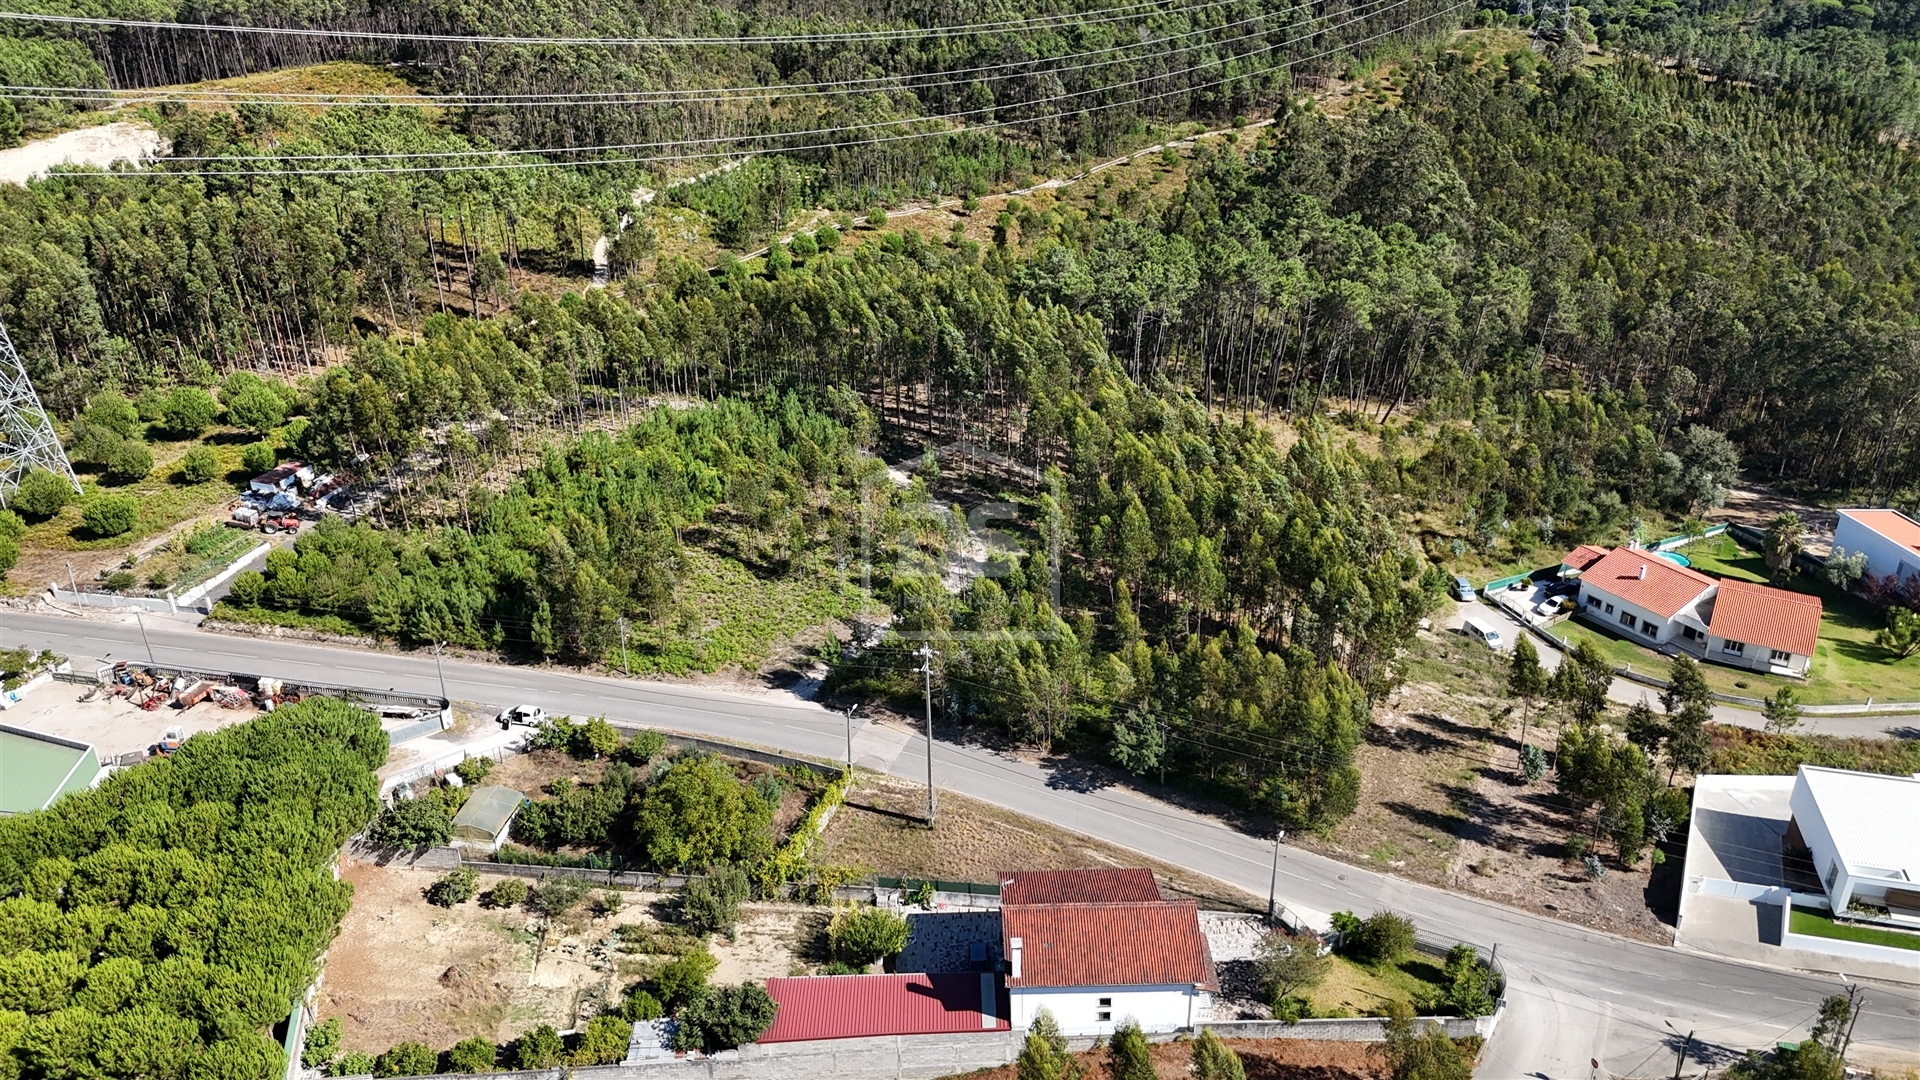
1562 545 1610 572
999 869 1161 906
1841 509 1920 558
1708 579 1822 658
1578 548 1716 618
1003 901 1216 990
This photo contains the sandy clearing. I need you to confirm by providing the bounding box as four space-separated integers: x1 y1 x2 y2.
0 122 165 185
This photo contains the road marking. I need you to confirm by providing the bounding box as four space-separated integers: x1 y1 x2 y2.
1724 988 1756 996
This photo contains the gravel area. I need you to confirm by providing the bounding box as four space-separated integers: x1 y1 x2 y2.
0 122 164 185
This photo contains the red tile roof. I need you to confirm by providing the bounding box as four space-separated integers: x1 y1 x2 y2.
1577 547 1716 618
999 869 1161 906
759 974 1008 1043
1841 509 1920 558
1708 579 1822 658
1561 544 1610 572
1003 901 1216 990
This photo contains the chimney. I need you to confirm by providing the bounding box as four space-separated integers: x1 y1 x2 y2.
1010 937 1023 979
1638 565 1647 580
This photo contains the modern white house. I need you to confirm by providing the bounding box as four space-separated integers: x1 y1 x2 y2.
1833 508 1920 585
1787 765 1920 921
998 869 1215 1036
1570 546 1822 677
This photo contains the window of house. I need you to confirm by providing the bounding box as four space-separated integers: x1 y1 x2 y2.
1723 640 1745 656
1097 997 1113 1022
1587 596 1600 608
1642 617 1660 634
1682 626 1699 641
1770 648 1790 662
1826 861 1840 889
1604 602 1615 614
1619 610 1637 628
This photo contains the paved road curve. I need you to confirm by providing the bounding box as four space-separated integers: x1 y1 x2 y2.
2 609 1916 1076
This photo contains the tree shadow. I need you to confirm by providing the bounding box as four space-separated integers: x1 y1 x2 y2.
1042 758 1116 794
1382 800 1465 837
1643 840 1685 926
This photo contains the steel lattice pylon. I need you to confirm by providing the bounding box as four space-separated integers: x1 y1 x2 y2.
0 319 80 507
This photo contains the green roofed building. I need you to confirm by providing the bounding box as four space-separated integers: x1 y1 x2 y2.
0 723 104 816
450 784 526 852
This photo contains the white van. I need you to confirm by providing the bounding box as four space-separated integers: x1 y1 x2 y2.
1462 617 1504 650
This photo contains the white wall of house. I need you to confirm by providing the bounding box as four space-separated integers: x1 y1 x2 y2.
1008 985 1209 1036
1791 778 1858 909
1835 513 1920 584
1704 633 1810 677
1576 584 1683 645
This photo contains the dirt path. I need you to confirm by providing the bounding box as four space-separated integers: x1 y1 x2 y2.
0 122 164 185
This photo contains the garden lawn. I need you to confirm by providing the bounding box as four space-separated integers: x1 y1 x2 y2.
1550 537 1920 705
1789 907 1920 952
1309 952 1451 1017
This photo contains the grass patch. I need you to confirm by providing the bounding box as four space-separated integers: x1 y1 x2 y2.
1789 907 1920 951
1310 953 1450 1017
207 601 368 639
1552 536 1920 705
22 431 253 558
1705 725 1920 777
621 548 860 676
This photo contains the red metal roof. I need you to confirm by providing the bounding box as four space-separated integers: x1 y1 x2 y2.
1577 547 1716 618
1708 579 1822 659
1003 901 1216 990
1561 544 1610 572
759 974 1008 1043
999 868 1161 906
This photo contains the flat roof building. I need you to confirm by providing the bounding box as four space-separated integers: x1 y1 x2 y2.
0 723 103 816
1788 765 1920 919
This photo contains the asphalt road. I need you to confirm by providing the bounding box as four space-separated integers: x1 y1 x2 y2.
4 609 1916 1076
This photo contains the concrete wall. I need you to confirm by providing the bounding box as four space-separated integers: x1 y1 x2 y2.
1789 776 1851 908
1835 514 1920 584
1778 896 1920 972
1008 985 1205 1035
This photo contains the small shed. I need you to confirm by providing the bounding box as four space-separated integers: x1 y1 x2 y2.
0 723 104 816
248 461 313 496
450 785 525 851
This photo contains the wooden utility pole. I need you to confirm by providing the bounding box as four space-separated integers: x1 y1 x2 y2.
916 644 936 825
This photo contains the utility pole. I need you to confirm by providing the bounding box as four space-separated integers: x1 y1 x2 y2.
1485 943 1500 999
64 561 76 596
1840 983 1864 1059
915 644 936 825
1671 1030 1693 1080
0 318 80 506
618 617 630 676
133 608 154 666
432 641 449 704
1267 830 1286 925
845 703 859 774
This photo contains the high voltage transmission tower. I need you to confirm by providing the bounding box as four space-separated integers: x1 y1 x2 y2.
0 320 80 508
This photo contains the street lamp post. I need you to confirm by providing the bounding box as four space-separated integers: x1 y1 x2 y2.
431 641 449 704
915 644 936 825
845 703 860 774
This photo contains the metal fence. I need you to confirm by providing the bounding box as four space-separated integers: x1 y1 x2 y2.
875 876 1001 897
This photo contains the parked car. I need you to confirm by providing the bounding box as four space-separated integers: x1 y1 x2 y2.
498 704 547 728
1453 575 1476 602
1546 579 1582 597
1534 596 1576 617
1461 617 1504 649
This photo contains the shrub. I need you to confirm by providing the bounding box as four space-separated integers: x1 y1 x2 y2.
622 727 668 763
866 206 888 227
83 393 142 439
82 492 140 538
618 989 664 1021
446 1036 497 1073
1519 743 1547 783
302 1016 342 1068
634 757 775 871
1430 944 1495 1017
241 440 277 475
1107 1018 1154 1080
530 876 590 916
1337 910 1416 965
367 795 453 848
684 866 751 935
654 946 718 1010
178 444 221 483
1256 930 1330 1002
227 569 266 606
426 866 480 907
815 225 840 251
1192 1028 1246 1080
453 756 494 785
0 508 23 540
0 535 17 578
104 437 153 484
486 878 529 908
675 983 779 1052
224 381 288 433
572 1014 633 1065
513 1025 565 1069
13 468 74 519
331 1052 376 1077
162 385 218 436
373 1041 437 1077
828 904 910 966
571 715 621 758
750 772 786 809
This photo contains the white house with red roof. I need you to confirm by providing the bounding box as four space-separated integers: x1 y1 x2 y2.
1834 508 1920 586
1570 546 1822 677
998 869 1216 1036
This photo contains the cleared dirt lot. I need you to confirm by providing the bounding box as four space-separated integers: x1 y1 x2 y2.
319 859 817 1053
0 682 256 759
